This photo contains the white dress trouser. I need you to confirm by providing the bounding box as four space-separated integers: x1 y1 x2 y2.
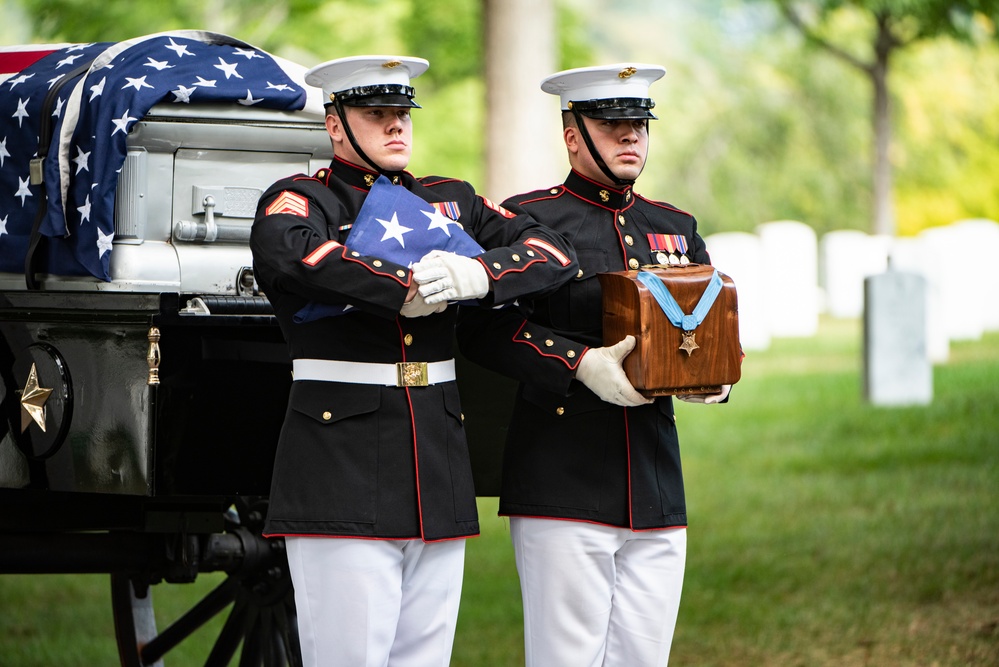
285 536 465 667
510 517 686 667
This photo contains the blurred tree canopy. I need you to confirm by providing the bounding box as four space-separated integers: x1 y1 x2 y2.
767 0 999 236
8 0 998 237
580 0 999 237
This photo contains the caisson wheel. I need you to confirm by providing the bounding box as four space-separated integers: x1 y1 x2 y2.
111 499 301 667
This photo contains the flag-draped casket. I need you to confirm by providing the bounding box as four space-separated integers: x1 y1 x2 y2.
0 32 330 496
0 30 324 290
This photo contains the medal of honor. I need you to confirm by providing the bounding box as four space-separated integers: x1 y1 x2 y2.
679 331 699 356
634 269 725 358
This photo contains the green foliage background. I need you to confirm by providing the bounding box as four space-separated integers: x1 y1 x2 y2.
3 0 998 237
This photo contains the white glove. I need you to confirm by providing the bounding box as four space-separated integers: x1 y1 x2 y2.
412 250 490 305
575 336 652 407
400 289 448 317
676 384 731 404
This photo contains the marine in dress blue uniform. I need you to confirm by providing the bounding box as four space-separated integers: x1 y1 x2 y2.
457 63 730 667
250 55 577 667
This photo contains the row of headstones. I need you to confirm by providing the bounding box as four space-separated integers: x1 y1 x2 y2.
704 218 999 361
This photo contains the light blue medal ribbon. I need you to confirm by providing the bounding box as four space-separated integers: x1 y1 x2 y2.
636 269 723 354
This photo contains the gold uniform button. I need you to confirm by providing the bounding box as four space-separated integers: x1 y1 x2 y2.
556 407 565 416
618 215 626 225
512 254 521 262
576 269 584 279
629 258 640 269
550 188 559 194
567 350 576 358
322 411 332 421
523 332 532 339
404 334 413 346
373 260 383 267
526 250 535 257
625 235 634 246
351 251 360 257
396 269 406 278
493 262 502 270
545 339 554 347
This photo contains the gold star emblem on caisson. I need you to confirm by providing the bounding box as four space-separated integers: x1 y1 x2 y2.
20 363 53 433
679 331 700 356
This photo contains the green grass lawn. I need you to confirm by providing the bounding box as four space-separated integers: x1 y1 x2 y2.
1 317 997 666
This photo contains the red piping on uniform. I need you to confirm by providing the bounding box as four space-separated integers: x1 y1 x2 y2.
634 192 692 217
517 187 564 207
511 320 585 370
496 514 687 532
479 256 547 281
263 531 474 542
292 175 324 184
398 319 426 540
419 176 463 186
306 245 411 287
342 251 412 286
613 208 630 267
570 168 629 194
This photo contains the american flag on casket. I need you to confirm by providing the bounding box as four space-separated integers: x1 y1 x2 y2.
0 30 307 281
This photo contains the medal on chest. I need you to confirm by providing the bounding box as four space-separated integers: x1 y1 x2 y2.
647 233 690 265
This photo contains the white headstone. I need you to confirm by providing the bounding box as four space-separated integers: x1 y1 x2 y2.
704 232 770 351
820 230 890 318
756 220 819 337
887 236 949 363
919 224 984 342
863 268 932 406
952 218 999 332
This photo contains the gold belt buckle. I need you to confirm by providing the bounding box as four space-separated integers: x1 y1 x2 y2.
397 362 429 387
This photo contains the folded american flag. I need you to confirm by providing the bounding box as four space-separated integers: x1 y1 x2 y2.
0 30 307 281
294 174 486 322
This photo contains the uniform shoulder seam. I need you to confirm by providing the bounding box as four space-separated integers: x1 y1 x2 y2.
635 193 691 216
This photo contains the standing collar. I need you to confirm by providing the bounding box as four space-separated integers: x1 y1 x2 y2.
564 169 635 210
329 156 406 190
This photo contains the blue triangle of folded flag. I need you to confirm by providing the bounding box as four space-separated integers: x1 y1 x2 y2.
294 175 485 323
345 175 484 265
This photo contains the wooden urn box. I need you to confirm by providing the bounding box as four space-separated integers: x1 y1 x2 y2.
598 264 742 397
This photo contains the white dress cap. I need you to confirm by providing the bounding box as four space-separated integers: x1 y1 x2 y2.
305 55 429 103
541 63 666 111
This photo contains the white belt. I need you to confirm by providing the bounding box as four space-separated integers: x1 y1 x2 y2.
292 358 456 387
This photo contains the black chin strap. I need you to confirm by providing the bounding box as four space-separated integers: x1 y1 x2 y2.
571 108 638 188
333 99 403 181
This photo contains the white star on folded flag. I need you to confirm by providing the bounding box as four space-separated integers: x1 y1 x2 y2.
377 212 413 247
423 206 460 237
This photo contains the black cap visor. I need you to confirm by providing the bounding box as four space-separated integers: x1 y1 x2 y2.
328 84 420 108
570 97 657 120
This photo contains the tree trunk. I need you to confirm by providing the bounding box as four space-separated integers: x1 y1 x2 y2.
871 14 895 236
483 0 562 201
